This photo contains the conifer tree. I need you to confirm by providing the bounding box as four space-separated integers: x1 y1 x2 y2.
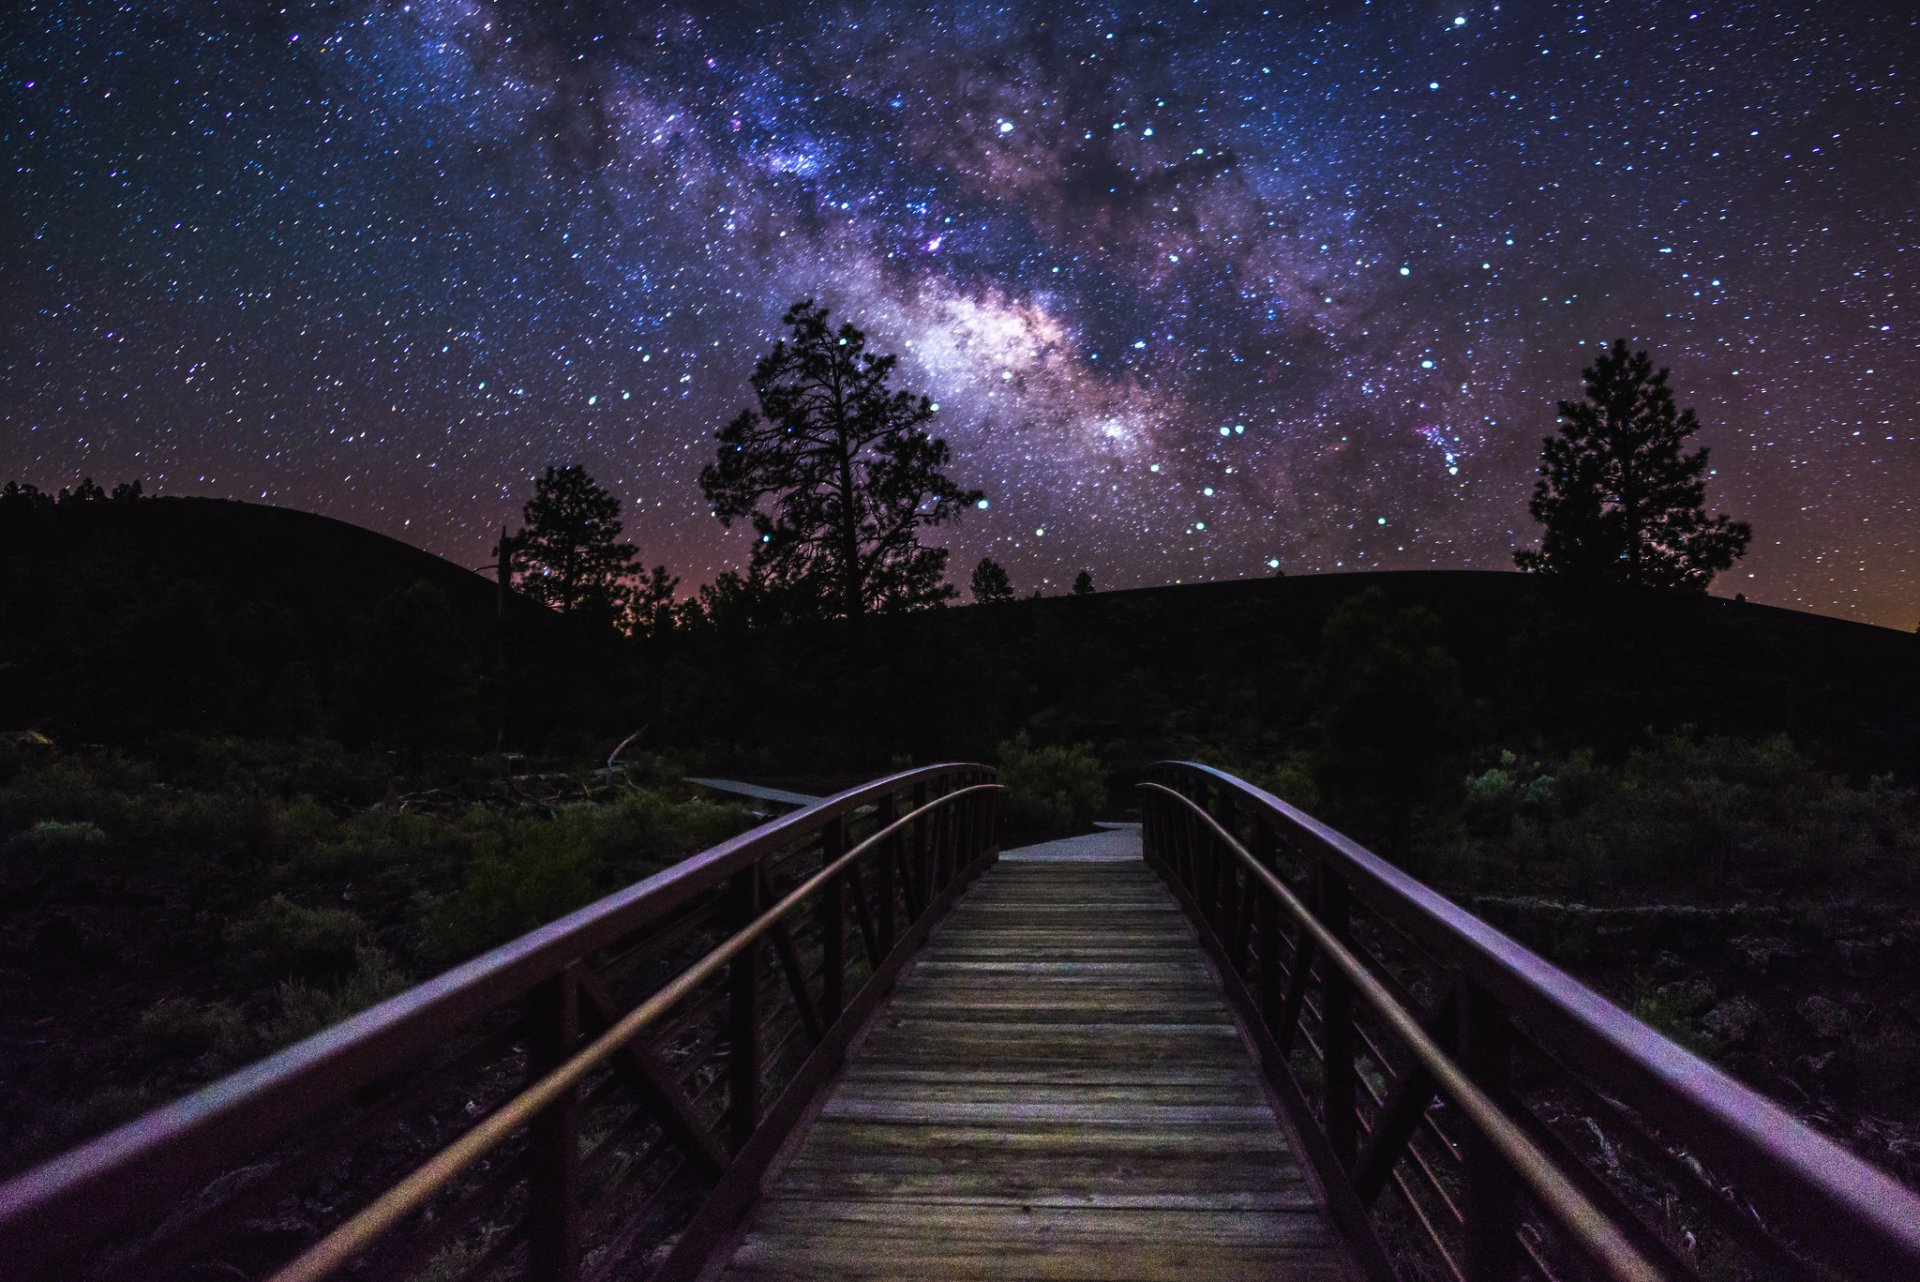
970 557 1015 603
1515 339 1750 589
508 465 638 629
630 564 680 639
700 300 983 646
1071 570 1095 596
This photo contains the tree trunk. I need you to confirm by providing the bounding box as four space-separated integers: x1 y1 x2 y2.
837 438 864 659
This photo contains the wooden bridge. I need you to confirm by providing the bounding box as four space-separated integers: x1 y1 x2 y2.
2 763 1918 1281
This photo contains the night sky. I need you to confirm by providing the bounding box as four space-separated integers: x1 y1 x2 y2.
3 2 1915 626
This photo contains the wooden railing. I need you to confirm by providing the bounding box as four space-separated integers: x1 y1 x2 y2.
0 764 999 1281
1139 761 1920 1282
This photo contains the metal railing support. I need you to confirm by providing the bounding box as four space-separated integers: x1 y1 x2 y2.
0 766 1000 1282
527 964 581 1282
1139 763 1920 1282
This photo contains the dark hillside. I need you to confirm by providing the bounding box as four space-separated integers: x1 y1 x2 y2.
0 495 501 620
830 571 1920 782
0 497 533 744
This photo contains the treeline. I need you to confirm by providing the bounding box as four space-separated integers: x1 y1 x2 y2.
3 313 1852 783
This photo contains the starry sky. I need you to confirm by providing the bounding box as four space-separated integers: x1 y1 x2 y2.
3 2 1916 626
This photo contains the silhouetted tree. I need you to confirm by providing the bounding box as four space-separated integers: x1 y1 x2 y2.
110 479 144 502
970 557 1014 603
0 481 52 513
508 465 638 630
1311 589 1475 868
58 477 105 505
1515 339 1750 589
630 565 680 639
1071 570 1095 596
683 567 797 633
700 300 983 649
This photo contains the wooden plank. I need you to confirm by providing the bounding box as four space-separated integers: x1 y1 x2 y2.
706 836 1354 1282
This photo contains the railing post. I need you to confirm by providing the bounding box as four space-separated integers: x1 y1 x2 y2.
1211 790 1238 947
1320 869 1357 1172
1193 778 1215 916
952 780 971 876
935 780 955 891
910 781 930 916
1461 978 1520 1281
875 794 898 953
1254 821 1282 1030
963 775 984 867
527 963 581 1282
821 817 847 1023
727 867 762 1153
1177 774 1200 893
1274 860 1319 1057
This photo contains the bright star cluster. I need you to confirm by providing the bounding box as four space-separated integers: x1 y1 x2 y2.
2 2 1915 623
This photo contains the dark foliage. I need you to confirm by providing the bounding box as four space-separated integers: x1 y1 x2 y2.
1071 569 1096 596
970 557 1015 603
1516 339 1751 589
699 301 982 638
335 582 481 756
507 464 640 630
1309 588 1477 866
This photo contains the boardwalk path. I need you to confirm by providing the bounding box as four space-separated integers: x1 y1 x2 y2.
710 829 1352 1281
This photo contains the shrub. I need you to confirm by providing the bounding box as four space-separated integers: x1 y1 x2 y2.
225 894 367 982
1631 977 1718 1055
268 945 409 1047
1461 733 1919 897
592 789 753 868
422 822 602 964
138 996 252 1060
1251 755 1322 815
0 756 149 839
3 818 109 868
997 734 1106 835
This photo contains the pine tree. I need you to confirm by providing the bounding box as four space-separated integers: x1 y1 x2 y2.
1071 570 1095 596
630 564 680 639
508 465 638 629
970 557 1015 603
1515 339 1750 590
700 301 983 646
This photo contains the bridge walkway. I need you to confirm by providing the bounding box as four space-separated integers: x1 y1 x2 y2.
709 828 1354 1281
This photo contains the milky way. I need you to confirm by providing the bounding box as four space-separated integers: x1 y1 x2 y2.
3 2 1915 624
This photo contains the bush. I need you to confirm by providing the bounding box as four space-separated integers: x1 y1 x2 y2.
0 756 150 840
1462 733 1920 897
225 894 367 982
592 789 753 868
268 944 409 1047
1631 977 1719 1055
3 818 109 868
422 822 602 964
997 734 1106 835
138 996 252 1060
1251 755 1322 815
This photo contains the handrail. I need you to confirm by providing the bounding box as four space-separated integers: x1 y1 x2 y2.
1141 782 1659 1282
0 763 1001 1281
270 783 999 1282
1139 761 1920 1282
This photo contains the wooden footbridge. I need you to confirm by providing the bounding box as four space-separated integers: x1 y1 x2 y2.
3 764 1918 1281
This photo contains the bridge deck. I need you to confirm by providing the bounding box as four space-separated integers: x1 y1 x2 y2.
709 830 1352 1281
